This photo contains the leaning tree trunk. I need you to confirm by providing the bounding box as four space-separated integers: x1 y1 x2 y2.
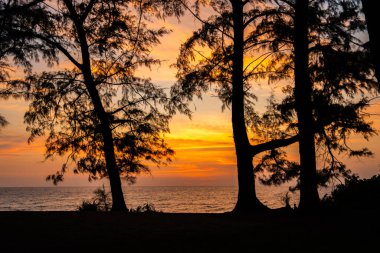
362 0 380 83
294 0 320 211
81 52 127 212
66 0 128 211
85 80 128 211
231 0 267 213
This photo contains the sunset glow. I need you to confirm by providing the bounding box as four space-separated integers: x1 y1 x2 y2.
1 6 380 188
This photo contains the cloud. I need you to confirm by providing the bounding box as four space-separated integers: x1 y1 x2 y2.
0 144 14 150
168 137 232 149
0 135 26 143
0 135 27 154
0 133 44 157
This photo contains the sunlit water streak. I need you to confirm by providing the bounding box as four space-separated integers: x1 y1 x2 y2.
0 186 302 212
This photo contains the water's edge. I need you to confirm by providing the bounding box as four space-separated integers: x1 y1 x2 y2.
0 186 299 212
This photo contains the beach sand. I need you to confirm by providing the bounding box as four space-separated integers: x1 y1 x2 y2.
0 211 378 252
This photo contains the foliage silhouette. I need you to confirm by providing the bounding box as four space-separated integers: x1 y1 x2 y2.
1 0 55 128
1 0 176 211
281 192 291 209
78 185 112 212
322 174 380 210
0 0 53 78
250 0 377 211
0 0 378 215
129 203 160 213
77 200 99 211
171 0 299 213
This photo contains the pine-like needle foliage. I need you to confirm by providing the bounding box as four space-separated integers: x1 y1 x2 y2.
171 0 298 211
253 0 378 189
1 0 54 128
2 0 174 185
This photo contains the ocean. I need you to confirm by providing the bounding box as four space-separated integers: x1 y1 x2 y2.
0 185 300 212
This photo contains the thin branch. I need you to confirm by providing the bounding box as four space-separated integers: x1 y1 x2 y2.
27 31 82 69
179 0 234 40
80 0 97 23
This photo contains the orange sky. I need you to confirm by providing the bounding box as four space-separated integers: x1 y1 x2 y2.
1 10 380 187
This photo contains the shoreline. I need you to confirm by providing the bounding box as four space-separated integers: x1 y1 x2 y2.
0 211 378 252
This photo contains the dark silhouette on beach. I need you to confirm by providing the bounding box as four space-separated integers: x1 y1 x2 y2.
293 0 320 211
0 0 378 217
1 0 177 211
172 0 301 213
248 0 376 213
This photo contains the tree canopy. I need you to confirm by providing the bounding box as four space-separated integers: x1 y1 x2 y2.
1 0 54 129
171 0 377 211
171 0 300 212
0 0 378 213
1 0 176 211
252 0 377 200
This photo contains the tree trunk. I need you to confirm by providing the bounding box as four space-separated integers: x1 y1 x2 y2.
294 0 320 211
64 0 128 211
85 80 128 211
81 55 127 212
231 1 267 213
362 0 380 83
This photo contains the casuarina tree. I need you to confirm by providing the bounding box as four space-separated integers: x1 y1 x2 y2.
293 0 320 211
1 0 174 211
171 0 298 212
253 0 377 211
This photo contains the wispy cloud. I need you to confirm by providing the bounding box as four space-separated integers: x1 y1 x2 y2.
0 134 44 157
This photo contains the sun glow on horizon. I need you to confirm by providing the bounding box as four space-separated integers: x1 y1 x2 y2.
1 3 380 188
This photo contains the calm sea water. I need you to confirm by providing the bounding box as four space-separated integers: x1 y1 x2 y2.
0 186 300 212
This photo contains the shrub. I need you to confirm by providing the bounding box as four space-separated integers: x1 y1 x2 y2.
281 192 292 209
322 174 380 210
77 185 112 212
129 203 160 213
78 200 98 212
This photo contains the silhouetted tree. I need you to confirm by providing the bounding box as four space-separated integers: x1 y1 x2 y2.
171 0 298 212
293 0 319 211
253 0 377 211
322 174 380 210
362 0 380 82
2 0 174 211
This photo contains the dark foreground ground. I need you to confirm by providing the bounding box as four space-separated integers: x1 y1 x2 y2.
0 211 379 253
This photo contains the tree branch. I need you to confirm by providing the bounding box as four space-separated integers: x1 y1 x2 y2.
25 31 82 69
179 0 233 40
80 0 97 23
251 135 298 156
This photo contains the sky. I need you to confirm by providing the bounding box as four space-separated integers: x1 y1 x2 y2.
1 5 380 187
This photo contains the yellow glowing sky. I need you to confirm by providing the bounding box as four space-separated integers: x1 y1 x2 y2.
1 13 380 187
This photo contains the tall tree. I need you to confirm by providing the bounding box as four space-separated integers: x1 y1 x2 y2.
294 0 319 211
253 0 376 211
172 0 298 212
361 0 380 82
2 0 174 211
